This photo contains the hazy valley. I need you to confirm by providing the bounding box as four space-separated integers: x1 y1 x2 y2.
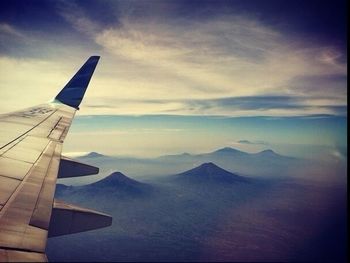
47 148 347 262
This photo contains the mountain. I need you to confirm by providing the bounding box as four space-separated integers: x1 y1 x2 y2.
162 147 300 178
156 147 292 163
210 147 249 156
83 172 153 196
157 152 193 161
200 147 291 160
56 172 152 199
253 149 289 158
175 162 247 184
80 151 107 158
88 172 148 190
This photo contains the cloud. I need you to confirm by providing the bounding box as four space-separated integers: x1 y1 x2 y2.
189 96 305 111
0 3 347 117
237 140 269 145
70 127 185 136
94 16 346 82
0 23 30 56
55 0 100 37
91 14 346 116
287 74 347 100
0 23 25 38
83 95 346 117
180 95 347 116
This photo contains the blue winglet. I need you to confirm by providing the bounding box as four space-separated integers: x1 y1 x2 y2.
55 56 100 109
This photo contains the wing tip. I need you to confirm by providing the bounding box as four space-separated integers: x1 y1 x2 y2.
54 56 100 109
87 56 100 64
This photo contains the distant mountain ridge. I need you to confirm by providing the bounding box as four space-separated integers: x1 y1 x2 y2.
78 147 288 160
158 147 290 159
63 146 300 180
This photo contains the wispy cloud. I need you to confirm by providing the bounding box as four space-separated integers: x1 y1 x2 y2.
55 0 100 38
181 95 346 116
83 95 346 117
0 23 25 38
70 127 185 136
237 140 269 145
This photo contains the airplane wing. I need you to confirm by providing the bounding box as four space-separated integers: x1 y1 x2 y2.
0 56 112 262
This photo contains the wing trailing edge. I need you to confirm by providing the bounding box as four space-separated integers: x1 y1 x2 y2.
48 200 112 237
55 56 100 109
58 156 99 178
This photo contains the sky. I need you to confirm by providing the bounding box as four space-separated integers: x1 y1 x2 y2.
0 0 347 158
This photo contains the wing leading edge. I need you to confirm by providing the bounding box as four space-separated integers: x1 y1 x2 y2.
0 56 112 262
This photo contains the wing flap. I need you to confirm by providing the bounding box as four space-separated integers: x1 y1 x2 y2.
48 200 112 237
58 156 99 178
